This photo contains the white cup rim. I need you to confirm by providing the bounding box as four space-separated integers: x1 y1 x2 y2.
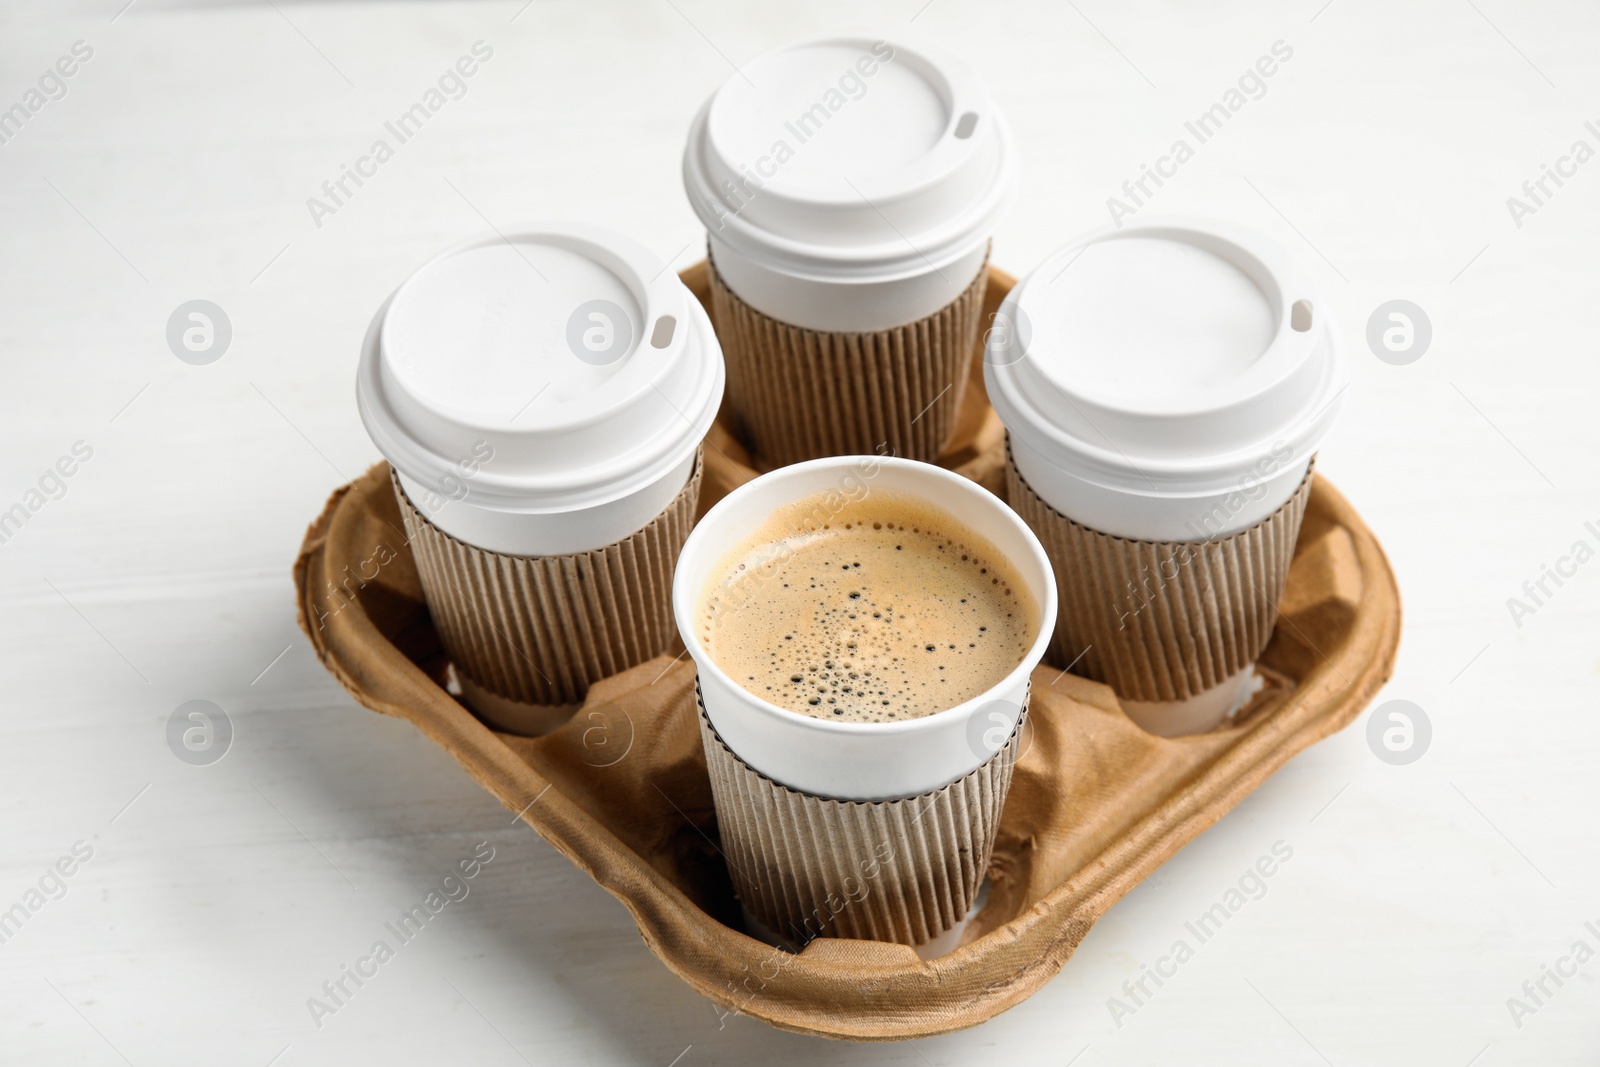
672 456 1058 741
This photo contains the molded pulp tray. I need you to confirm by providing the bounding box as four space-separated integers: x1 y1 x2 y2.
293 264 1401 1041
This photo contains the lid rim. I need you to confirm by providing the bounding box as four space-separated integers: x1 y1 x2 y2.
358 230 725 514
984 217 1348 496
682 38 1019 284
378 222 682 434
362 309 723 513
988 337 1347 495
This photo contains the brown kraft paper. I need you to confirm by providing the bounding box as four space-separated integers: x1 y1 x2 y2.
1006 444 1315 705
699 695 1024 949
707 252 989 468
393 452 702 731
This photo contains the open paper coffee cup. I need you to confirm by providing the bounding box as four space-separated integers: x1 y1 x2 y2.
986 217 1347 735
673 456 1055 949
356 222 724 732
682 37 1017 465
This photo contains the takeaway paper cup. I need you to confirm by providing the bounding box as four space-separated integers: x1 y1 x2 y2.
672 457 1055 949
682 37 1017 466
357 222 725 733
986 217 1346 736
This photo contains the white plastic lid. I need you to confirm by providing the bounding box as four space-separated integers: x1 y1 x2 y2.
682 37 1017 284
357 223 724 516
985 217 1347 498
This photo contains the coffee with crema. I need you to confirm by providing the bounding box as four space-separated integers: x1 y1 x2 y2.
699 490 1036 723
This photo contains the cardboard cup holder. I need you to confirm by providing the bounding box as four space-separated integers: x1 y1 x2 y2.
294 263 1400 1040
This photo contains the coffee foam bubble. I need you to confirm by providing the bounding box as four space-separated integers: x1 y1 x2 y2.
699 490 1036 723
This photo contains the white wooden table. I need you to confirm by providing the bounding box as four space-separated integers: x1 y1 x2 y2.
2 1 1595 1062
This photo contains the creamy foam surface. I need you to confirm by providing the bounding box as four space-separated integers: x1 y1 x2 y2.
699 490 1036 723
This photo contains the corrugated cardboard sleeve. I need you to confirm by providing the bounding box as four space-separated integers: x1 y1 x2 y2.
699 696 1023 948
293 262 1401 1040
708 251 989 467
1007 445 1315 704
394 452 702 717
